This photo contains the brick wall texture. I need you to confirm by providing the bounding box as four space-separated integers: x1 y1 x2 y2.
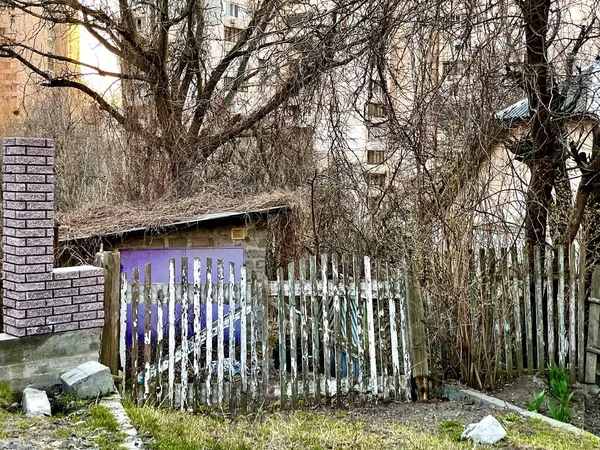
2 138 105 337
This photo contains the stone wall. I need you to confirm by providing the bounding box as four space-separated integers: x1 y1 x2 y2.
2 137 105 337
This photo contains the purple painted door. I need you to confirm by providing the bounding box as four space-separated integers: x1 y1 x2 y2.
121 247 245 347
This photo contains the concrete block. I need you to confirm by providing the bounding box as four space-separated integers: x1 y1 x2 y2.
61 361 115 399
22 388 51 417
461 415 506 445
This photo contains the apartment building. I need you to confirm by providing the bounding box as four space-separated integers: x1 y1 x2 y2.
0 4 79 125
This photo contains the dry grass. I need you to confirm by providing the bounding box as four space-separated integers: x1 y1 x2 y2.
57 190 306 240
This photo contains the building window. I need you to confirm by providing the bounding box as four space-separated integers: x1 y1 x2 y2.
367 150 386 165
365 172 386 189
224 26 242 43
369 79 384 98
46 28 56 73
366 102 386 118
224 2 247 19
367 125 387 141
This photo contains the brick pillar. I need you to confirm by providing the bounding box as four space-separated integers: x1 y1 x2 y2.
2 138 105 337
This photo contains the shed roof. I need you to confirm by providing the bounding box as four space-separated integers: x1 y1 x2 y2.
57 191 298 242
495 58 600 122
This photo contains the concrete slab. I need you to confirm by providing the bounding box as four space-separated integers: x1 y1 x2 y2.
22 388 51 417
61 361 116 399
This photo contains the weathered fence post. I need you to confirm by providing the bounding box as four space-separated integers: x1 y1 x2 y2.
585 266 600 384
96 251 121 376
405 267 429 401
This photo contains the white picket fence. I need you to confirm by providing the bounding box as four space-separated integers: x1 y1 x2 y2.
119 255 415 410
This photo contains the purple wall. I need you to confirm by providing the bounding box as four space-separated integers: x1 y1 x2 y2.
121 248 245 346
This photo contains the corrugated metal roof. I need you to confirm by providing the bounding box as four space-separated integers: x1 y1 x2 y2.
495 58 600 121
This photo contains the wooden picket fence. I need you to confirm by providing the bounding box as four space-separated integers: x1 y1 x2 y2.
455 244 600 385
119 255 421 411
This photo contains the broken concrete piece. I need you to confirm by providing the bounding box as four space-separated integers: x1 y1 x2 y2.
22 388 51 417
60 361 116 399
461 415 507 445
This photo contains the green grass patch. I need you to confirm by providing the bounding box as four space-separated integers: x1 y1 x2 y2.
125 403 600 450
0 382 14 409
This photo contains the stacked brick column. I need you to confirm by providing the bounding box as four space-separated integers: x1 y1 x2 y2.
2 138 105 337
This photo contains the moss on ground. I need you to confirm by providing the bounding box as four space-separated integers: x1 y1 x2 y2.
125 403 600 450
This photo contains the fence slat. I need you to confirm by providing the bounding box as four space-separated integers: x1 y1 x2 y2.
228 262 236 411
193 258 201 409
205 259 213 407
250 271 259 404
376 262 388 401
568 245 577 381
299 259 310 403
353 254 364 403
364 256 378 398
289 262 298 406
332 254 342 402
168 259 176 408
277 266 287 407
217 259 225 408
523 247 534 374
240 265 248 412
501 249 513 378
144 264 152 404
398 268 412 401
511 248 523 375
120 273 128 397
310 255 321 404
261 274 270 403
342 255 352 403
489 249 500 380
387 264 400 400
181 258 189 411
546 247 555 366
585 267 600 383
557 246 566 368
577 244 586 382
131 267 140 403
321 254 331 400
534 246 545 371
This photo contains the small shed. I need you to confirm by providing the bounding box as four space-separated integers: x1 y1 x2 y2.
56 192 304 280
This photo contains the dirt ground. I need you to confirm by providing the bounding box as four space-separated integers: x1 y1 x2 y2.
492 375 599 435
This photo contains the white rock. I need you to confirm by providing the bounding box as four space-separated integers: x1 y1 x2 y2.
461 415 507 445
60 361 116 399
22 388 51 417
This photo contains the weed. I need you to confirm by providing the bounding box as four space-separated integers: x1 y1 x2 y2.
86 405 119 433
502 413 522 423
438 420 464 441
546 364 575 423
525 389 547 412
0 382 14 410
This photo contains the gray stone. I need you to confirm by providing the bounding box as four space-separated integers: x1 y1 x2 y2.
60 361 115 399
461 415 507 445
22 388 51 417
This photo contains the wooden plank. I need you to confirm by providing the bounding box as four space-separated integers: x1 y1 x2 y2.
398 268 412 401
489 248 500 379
321 254 331 400
577 244 586 382
332 254 342 403
501 249 513 378
192 258 202 408
299 259 310 404
119 272 128 397
180 258 189 411
228 262 236 411
131 267 140 404
568 245 577 381
240 265 248 412
342 255 352 403
289 262 298 407
168 259 176 408
387 264 400 400
99 252 121 376
155 287 164 404
523 247 534 374
277 266 287 407
364 256 378 398
511 248 523 375
585 266 600 383
534 246 545 371
250 272 259 404
310 255 321 404
216 259 225 408
546 247 555 366
406 266 428 400
261 274 270 404
353 254 364 403
205 259 213 407
144 263 152 404
375 262 389 402
557 246 566 368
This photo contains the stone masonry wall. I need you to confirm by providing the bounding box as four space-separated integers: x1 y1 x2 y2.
2 138 105 337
